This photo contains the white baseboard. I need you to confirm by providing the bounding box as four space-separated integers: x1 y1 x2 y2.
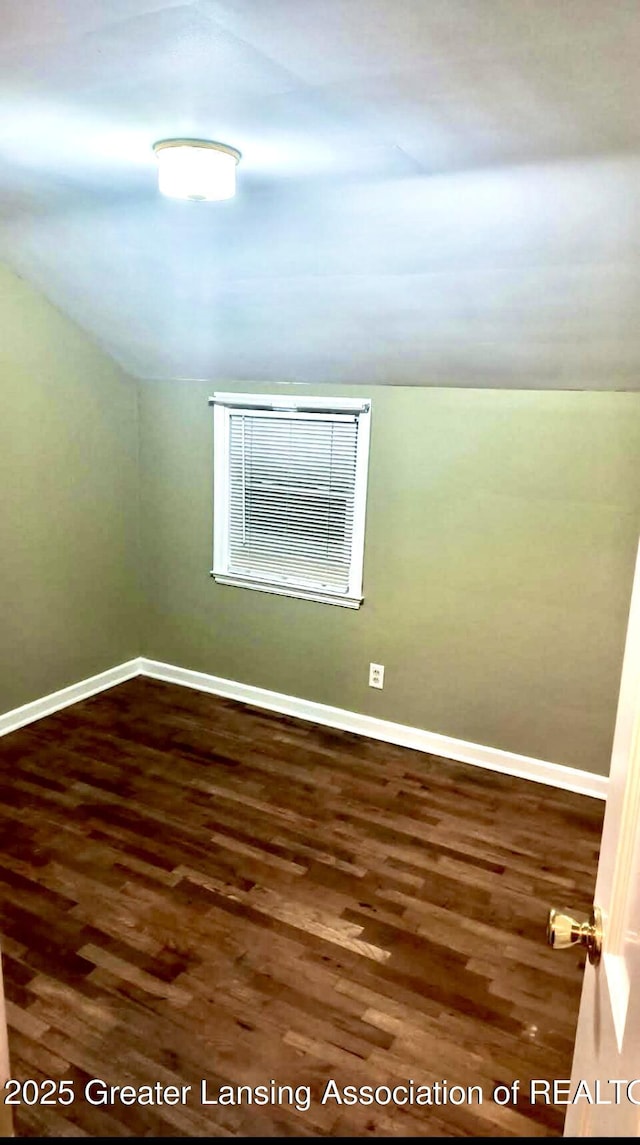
140 658 608 801
0 656 607 799
0 659 141 738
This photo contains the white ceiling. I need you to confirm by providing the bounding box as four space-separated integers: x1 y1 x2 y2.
1 0 640 387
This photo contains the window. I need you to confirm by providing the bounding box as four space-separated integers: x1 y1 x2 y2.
211 393 371 608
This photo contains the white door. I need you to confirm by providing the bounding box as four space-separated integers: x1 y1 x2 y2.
562 538 640 1137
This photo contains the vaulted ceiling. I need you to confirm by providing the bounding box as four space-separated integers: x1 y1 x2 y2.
1 0 640 387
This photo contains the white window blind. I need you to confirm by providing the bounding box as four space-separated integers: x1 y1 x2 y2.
211 395 371 608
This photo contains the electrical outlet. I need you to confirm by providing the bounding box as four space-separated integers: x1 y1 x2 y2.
369 662 384 689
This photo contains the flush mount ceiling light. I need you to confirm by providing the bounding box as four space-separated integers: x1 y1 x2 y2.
153 138 241 201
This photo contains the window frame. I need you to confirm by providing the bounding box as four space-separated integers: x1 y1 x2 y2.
210 393 371 608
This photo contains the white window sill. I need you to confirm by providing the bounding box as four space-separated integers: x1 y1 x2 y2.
211 573 363 609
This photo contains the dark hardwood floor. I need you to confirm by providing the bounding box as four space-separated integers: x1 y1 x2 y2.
0 678 603 1137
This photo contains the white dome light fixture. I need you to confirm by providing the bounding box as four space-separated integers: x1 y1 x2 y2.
153 138 241 201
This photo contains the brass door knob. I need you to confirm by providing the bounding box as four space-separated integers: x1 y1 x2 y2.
546 905 602 965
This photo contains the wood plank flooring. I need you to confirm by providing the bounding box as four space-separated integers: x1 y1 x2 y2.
0 678 603 1137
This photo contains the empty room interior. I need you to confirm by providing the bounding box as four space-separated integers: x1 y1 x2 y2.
2 0 640 1138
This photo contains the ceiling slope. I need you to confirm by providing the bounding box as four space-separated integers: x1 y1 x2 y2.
0 0 639 388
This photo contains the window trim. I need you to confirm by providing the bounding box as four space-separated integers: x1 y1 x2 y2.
210 393 371 608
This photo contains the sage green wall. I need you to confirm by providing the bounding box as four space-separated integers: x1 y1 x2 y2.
138 380 640 776
5 259 638 779
0 263 139 715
